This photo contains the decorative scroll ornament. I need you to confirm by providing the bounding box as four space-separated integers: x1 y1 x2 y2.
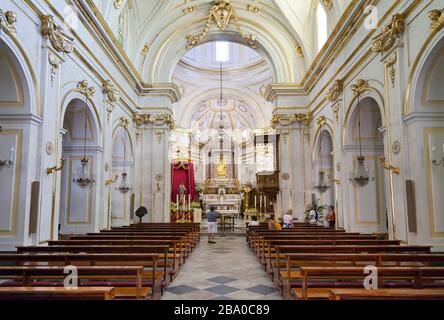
0 10 17 34
186 0 257 49
102 80 120 103
332 104 340 123
316 116 327 128
351 79 369 96
133 113 175 129
428 8 444 33
119 116 129 128
386 52 397 87
326 80 344 102
77 80 96 99
41 15 74 54
294 112 313 126
371 14 404 54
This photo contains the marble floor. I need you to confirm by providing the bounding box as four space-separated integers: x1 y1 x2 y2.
162 235 282 300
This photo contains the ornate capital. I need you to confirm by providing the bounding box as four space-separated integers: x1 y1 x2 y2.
77 80 96 99
41 15 74 54
102 80 120 103
326 80 344 102
133 113 175 129
371 14 404 54
428 8 444 33
0 10 17 34
351 79 369 96
271 112 312 129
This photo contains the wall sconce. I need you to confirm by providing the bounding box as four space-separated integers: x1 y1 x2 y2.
380 156 400 174
105 174 118 186
47 158 65 174
431 145 444 167
0 147 14 169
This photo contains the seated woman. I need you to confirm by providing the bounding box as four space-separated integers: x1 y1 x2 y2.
326 205 336 228
283 209 294 228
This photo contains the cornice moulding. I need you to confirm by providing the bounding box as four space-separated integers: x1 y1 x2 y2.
138 83 182 103
264 84 306 102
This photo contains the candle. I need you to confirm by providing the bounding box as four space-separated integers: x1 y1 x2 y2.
176 194 179 210
432 146 436 160
9 147 14 163
188 194 191 210
442 144 444 154
259 196 262 210
264 196 267 212
254 195 257 208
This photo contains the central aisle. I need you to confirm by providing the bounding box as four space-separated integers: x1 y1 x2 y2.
162 236 282 300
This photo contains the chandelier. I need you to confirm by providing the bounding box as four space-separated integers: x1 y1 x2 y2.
117 132 131 193
73 96 95 187
351 91 371 185
314 132 331 193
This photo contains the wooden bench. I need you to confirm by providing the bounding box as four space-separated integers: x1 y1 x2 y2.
0 266 149 299
0 252 162 298
329 288 444 300
0 287 116 300
280 253 444 299
294 266 444 300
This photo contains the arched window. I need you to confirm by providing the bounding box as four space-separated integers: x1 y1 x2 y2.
317 2 328 51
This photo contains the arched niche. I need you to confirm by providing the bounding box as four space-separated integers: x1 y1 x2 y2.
343 95 388 234
409 33 444 244
58 98 101 235
312 127 335 216
110 124 135 226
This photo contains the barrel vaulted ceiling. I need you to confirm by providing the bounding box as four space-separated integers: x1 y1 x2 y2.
91 0 352 84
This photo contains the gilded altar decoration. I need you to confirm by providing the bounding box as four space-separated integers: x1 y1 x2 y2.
371 14 404 54
294 112 313 126
326 80 344 102
216 159 228 178
0 10 17 34
77 80 96 99
428 8 444 33
41 15 74 54
133 113 175 129
186 0 257 50
102 80 120 103
351 79 369 96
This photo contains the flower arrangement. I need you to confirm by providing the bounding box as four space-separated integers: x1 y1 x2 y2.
176 218 191 223
190 201 201 209
195 184 204 194
245 208 258 215
170 202 178 213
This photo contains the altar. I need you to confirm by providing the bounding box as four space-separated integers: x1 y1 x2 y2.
202 194 242 217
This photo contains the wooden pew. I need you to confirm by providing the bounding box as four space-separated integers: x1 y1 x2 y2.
0 252 161 299
295 266 444 299
0 287 116 300
0 266 148 299
329 288 444 300
280 253 444 299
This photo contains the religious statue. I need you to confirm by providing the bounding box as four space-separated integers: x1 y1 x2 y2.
178 182 187 201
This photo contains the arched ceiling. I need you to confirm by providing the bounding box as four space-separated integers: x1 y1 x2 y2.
92 0 352 83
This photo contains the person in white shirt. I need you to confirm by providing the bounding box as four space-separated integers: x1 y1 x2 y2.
249 215 260 227
283 209 294 228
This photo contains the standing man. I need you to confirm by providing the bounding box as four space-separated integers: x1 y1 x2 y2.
207 205 221 244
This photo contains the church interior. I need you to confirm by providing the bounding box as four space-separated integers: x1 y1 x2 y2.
1 0 444 302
